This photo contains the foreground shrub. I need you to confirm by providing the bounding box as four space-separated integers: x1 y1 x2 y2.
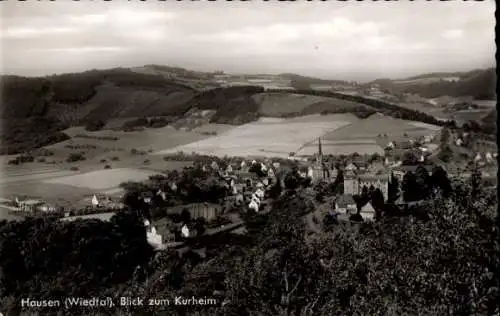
66 152 86 163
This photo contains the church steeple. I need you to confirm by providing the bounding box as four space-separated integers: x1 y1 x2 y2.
316 137 327 179
317 137 323 162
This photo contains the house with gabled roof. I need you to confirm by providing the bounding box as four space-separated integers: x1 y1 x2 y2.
335 194 357 215
360 201 376 221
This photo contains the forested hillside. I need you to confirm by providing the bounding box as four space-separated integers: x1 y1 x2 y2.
1 67 478 155
372 68 496 100
1 69 197 154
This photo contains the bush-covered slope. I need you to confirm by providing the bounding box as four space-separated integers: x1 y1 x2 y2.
183 85 264 125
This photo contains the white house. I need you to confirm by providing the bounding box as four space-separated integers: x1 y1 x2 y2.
272 162 280 169
170 182 178 192
226 165 233 173
157 190 167 201
474 153 482 162
455 138 463 146
360 202 376 221
307 166 314 178
268 168 275 178
143 220 164 248
251 194 260 205
181 224 190 238
251 160 257 165
249 200 259 212
235 193 244 205
241 161 247 168
255 188 265 199
485 152 493 163
91 195 99 207
260 163 268 172
386 141 395 149
38 204 57 213
423 135 434 143
262 178 269 186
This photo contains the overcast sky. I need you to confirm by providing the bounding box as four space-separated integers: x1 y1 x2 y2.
0 1 496 81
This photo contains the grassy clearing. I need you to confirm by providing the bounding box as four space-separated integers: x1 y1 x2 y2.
154 115 353 158
43 168 157 190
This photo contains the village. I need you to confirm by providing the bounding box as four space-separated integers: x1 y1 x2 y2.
1 123 496 254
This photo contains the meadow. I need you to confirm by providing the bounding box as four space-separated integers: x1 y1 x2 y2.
43 168 157 190
322 114 441 149
154 115 353 158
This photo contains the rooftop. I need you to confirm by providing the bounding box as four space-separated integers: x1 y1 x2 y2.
336 194 356 207
19 199 44 205
358 174 390 181
61 212 116 222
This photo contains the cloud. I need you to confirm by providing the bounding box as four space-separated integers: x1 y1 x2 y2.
442 29 464 40
2 26 77 39
0 1 495 80
67 10 175 28
28 46 128 54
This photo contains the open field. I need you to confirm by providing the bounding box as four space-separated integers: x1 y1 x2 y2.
59 123 234 153
407 122 442 131
473 100 496 108
322 115 440 140
154 115 353 158
25 124 234 169
1 159 190 208
44 168 157 190
1 122 207 204
319 114 442 156
297 144 384 156
0 206 24 221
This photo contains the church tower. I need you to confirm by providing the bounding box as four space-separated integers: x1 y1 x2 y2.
311 137 330 182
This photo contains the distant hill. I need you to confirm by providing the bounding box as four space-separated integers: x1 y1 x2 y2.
1 68 197 154
1 67 449 155
131 64 216 80
280 73 352 90
371 68 496 100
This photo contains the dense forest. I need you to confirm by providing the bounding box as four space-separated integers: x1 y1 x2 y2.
0 161 498 315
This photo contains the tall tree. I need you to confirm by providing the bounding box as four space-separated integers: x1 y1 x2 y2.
402 171 419 202
430 166 452 197
415 164 432 199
